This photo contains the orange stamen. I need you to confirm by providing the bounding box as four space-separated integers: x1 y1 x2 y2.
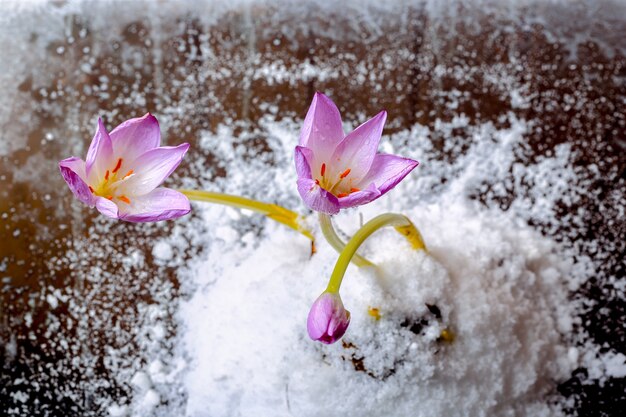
104 170 110 181
340 168 351 178
123 170 134 179
112 158 123 173
337 192 348 198
350 187 360 193
106 195 113 200
88 186 94 193
315 179 320 185
118 195 131 204
320 163 326 177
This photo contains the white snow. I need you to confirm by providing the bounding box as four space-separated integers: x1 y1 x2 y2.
177 163 577 417
152 241 174 261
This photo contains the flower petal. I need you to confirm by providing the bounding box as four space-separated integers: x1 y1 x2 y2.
85 118 114 181
337 183 381 209
359 154 419 195
297 177 340 215
95 197 119 219
118 143 190 196
299 92 344 164
328 110 386 181
59 157 96 207
307 307 329 341
294 146 314 179
109 113 161 163
328 309 351 339
118 188 191 223
307 293 337 340
307 292 350 344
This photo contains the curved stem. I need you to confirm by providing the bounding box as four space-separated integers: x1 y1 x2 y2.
318 213 374 268
326 213 426 293
179 189 315 242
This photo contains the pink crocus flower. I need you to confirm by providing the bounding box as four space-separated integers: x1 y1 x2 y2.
295 92 419 215
59 113 191 222
307 292 351 344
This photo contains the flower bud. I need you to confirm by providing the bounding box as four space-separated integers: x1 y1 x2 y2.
307 292 351 344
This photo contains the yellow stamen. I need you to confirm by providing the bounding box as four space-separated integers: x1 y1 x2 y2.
118 195 131 204
368 307 381 320
112 158 123 173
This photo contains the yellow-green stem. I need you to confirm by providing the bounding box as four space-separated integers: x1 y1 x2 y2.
326 213 426 293
318 213 374 268
179 189 314 242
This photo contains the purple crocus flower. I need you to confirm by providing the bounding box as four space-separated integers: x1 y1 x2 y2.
59 113 191 222
295 92 419 215
307 292 351 344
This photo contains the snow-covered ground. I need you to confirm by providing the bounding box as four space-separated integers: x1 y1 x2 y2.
176 118 581 417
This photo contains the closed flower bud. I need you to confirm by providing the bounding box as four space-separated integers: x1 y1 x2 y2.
307 292 351 344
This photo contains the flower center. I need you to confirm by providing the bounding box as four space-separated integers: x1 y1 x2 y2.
315 163 360 199
88 157 134 204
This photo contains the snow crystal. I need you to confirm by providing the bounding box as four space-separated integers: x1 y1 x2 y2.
152 241 174 261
